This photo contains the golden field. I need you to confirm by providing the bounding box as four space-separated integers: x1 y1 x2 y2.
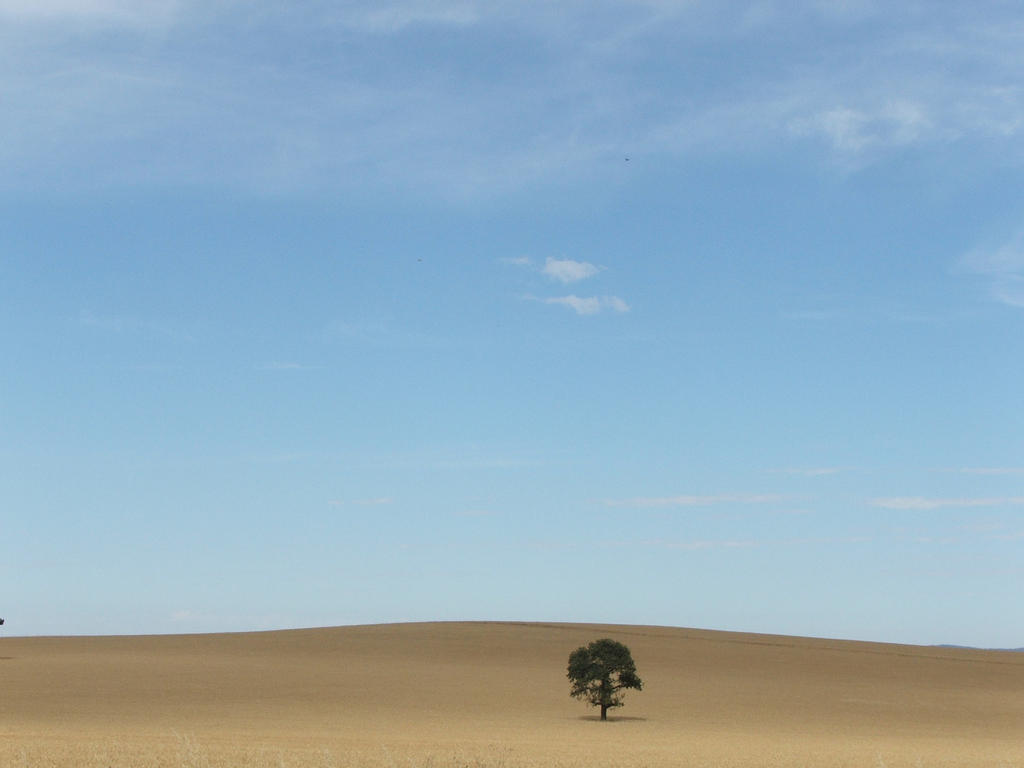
0 621 1021 767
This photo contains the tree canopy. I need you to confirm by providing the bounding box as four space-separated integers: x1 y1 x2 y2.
567 638 642 720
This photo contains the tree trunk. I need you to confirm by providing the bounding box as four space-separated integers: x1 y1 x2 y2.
600 704 608 721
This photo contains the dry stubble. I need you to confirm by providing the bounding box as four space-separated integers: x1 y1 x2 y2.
0 622 1021 766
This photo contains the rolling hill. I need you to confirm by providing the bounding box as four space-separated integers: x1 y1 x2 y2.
1 621 1021 767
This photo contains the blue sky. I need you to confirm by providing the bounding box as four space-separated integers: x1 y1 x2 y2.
2 0 1023 646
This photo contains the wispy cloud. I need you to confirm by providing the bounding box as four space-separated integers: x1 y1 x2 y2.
77 309 194 341
611 534 871 551
871 496 1024 510
329 497 394 507
538 295 630 315
959 232 1024 307
503 255 603 283
788 100 931 155
604 493 784 508
511 257 627 313
337 1 480 33
0 0 181 24
78 309 128 332
784 309 845 321
993 529 1024 541
322 320 444 347
955 467 1024 475
771 467 846 477
784 304 950 326
457 508 495 518
541 257 602 284
8 2 1024 195
657 538 761 551
255 361 321 371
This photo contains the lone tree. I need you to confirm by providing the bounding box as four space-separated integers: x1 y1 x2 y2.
567 638 642 720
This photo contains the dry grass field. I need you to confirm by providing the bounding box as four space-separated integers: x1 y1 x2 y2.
0 621 1021 767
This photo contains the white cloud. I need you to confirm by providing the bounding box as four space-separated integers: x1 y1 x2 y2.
604 296 630 313
787 100 931 154
514 256 625 314
546 295 599 315
605 493 784 508
871 496 1024 510
541 257 602 283
541 295 629 315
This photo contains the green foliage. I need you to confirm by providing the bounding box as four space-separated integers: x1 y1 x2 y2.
566 638 642 720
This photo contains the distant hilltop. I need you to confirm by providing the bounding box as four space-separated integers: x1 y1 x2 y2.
935 644 1024 652
1 621 1023 768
